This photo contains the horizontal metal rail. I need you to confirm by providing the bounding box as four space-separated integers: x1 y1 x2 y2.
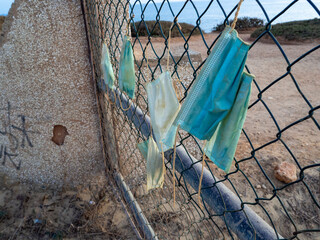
114 171 158 240
111 87 284 240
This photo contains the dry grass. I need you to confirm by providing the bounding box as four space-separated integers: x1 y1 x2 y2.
0 175 137 240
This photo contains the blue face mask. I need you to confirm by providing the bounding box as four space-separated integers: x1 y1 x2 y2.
101 41 115 90
173 26 250 141
204 72 254 173
119 35 136 99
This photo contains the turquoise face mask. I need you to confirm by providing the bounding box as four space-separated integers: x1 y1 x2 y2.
204 72 254 173
146 71 180 151
101 41 115 90
173 26 250 141
119 35 136 99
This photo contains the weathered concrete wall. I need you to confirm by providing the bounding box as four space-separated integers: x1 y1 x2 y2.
0 0 104 186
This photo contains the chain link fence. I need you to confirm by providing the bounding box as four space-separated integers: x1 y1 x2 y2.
81 0 320 239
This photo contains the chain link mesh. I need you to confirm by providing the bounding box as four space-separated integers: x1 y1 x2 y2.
82 0 320 239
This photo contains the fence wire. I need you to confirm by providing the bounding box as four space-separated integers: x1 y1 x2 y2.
82 0 320 239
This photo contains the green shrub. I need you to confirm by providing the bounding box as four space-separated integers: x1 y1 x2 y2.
251 18 320 41
131 20 201 37
214 17 264 32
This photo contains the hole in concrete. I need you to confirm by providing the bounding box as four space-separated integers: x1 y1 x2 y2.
51 125 69 146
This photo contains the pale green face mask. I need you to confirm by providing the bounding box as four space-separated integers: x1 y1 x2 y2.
119 35 136 99
138 137 164 191
146 71 180 151
204 72 254 173
137 139 148 160
101 41 115 90
173 26 250 141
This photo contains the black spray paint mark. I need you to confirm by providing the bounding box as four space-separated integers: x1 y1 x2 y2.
0 102 38 170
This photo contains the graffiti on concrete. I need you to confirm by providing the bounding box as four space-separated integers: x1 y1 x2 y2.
0 102 38 170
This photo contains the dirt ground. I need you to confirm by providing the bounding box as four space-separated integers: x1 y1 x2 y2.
0 174 137 240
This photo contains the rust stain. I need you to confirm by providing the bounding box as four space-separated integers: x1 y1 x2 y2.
51 125 69 146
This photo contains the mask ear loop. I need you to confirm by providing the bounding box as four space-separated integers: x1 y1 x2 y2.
173 77 184 102
198 140 207 209
117 92 131 111
229 0 244 33
160 141 166 189
159 15 177 185
141 40 151 90
141 41 152 140
146 40 150 69
166 18 182 71
126 14 135 37
105 88 116 105
167 18 183 206
172 125 180 207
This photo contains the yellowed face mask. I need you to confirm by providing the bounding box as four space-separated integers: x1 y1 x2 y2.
137 71 180 192
138 136 165 191
146 71 180 151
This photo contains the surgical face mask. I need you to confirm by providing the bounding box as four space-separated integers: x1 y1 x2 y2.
204 72 254 173
119 35 136 99
174 26 250 141
138 137 165 191
137 139 148 160
101 41 115 90
146 71 180 151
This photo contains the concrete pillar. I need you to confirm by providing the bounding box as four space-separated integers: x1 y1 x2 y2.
0 0 104 187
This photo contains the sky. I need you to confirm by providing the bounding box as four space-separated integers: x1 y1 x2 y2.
0 0 14 15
